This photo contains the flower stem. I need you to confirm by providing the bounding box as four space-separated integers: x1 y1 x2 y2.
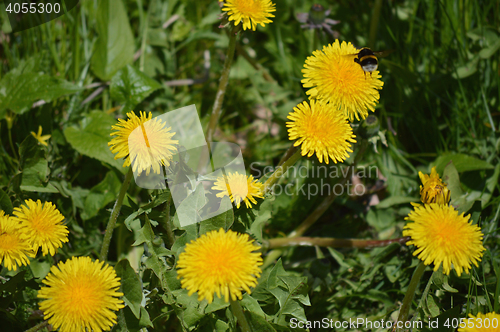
265 236 410 250
100 168 133 261
230 297 252 332
24 321 49 332
206 26 240 144
161 190 175 249
262 140 368 268
262 149 302 194
395 261 427 330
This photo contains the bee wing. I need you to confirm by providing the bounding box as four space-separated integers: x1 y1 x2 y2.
373 49 395 58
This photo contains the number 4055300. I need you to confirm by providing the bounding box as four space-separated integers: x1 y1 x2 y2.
6 2 61 14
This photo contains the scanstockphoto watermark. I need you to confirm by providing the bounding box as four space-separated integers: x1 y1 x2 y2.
289 318 424 330
270 179 367 199
250 162 379 180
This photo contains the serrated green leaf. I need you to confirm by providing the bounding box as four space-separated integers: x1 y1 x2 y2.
91 0 134 81
64 110 126 172
115 259 143 319
113 306 144 332
133 217 174 298
110 65 162 112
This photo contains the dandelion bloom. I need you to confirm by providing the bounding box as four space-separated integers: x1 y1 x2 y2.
30 125 51 146
419 166 451 205
212 172 264 209
301 40 384 121
403 204 485 276
458 312 500 331
177 228 262 303
108 111 178 176
222 0 276 31
13 200 68 256
287 100 356 164
38 256 124 332
0 211 34 271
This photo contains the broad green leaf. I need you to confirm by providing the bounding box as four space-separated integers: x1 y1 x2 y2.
199 196 233 235
63 110 126 173
115 259 143 319
452 57 479 79
0 72 82 119
434 153 493 175
0 188 13 214
81 171 121 220
110 65 162 112
479 38 500 59
376 196 419 209
91 0 134 81
442 161 464 201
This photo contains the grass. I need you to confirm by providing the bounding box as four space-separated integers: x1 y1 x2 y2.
0 0 499 331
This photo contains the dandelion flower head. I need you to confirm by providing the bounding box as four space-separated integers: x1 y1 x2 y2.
0 211 34 271
457 312 500 332
403 204 485 276
212 172 264 209
419 166 451 205
301 40 384 121
222 0 276 31
177 228 263 303
38 256 124 332
108 111 178 176
287 100 356 164
13 199 68 256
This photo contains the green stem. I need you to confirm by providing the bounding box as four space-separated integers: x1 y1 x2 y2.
262 150 302 194
8 126 18 160
395 261 427 330
265 236 410 250
206 26 240 144
262 140 368 269
24 321 49 332
100 168 134 261
230 297 252 332
162 191 175 249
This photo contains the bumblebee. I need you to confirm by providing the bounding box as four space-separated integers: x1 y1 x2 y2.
348 48 394 77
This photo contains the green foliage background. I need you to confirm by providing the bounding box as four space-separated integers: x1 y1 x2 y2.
0 0 499 331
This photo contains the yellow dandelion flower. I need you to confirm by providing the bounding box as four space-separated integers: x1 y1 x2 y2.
419 166 451 205
212 172 264 209
13 199 68 256
301 40 384 121
108 111 178 176
222 0 276 31
286 100 356 164
38 256 124 332
31 125 51 146
403 204 485 276
458 312 500 331
0 211 35 271
177 228 262 303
